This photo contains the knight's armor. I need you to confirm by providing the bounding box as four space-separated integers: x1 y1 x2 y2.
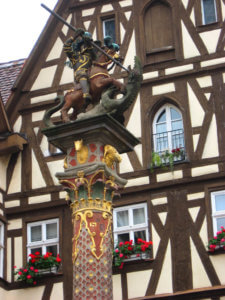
63 32 96 108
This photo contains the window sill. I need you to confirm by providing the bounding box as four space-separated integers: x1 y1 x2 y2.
196 21 223 33
208 246 225 255
146 46 174 55
113 257 154 274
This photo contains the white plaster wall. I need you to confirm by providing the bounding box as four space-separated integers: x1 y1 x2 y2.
181 21 200 58
191 164 219 177
50 282 64 300
190 237 211 288
82 8 95 17
0 286 45 300
113 275 122 300
151 197 167 206
126 94 141 138
60 65 73 85
31 66 57 91
155 240 173 294
200 29 220 54
202 114 219 159
7 238 12 282
126 176 149 187
143 71 158 80
182 0 188 9
13 116 22 133
119 153 133 173
209 255 225 284
46 37 63 61
0 154 10 190
187 192 205 201
8 219 22 230
62 15 72 35
32 150 46 189
156 170 183 182
201 57 225 68
196 76 212 88
151 224 160 256
152 83 175 96
134 144 143 166
187 83 205 127
47 160 64 185
123 30 136 68
192 134 199 152
165 64 193 75
32 111 45 122
158 212 168 226
28 194 51 205
101 4 113 12
5 200 20 208
14 237 23 272
127 270 152 298
8 153 21 194
199 217 209 248
30 93 57 104
119 0 133 7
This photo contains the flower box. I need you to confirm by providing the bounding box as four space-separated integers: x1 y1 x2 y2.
207 226 225 253
14 252 61 285
113 239 152 269
38 266 58 275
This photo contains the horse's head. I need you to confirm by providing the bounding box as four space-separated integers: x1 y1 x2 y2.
95 45 123 67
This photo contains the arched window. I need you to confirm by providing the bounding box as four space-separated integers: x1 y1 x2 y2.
144 1 175 63
152 104 185 159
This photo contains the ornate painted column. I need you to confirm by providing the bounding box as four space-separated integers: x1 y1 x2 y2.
42 114 139 300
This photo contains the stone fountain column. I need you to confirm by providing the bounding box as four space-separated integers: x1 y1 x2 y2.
42 114 139 300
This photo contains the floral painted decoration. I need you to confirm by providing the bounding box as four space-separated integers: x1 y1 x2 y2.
113 239 152 269
207 226 225 252
14 252 61 285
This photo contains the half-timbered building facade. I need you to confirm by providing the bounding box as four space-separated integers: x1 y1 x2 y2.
0 0 225 299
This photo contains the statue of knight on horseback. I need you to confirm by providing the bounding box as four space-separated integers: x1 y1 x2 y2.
41 4 142 126
62 31 125 122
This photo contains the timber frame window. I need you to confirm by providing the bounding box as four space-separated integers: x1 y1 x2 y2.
0 222 4 277
102 17 116 42
113 203 149 246
211 191 225 235
144 1 176 64
152 104 185 160
194 0 222 31
201 0 217 25
27 219 59 257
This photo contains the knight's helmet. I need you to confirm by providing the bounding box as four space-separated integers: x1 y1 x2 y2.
83 31 92 39
104 36 120 52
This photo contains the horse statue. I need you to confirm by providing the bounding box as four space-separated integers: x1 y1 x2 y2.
43 54 142 128
60 46 125 122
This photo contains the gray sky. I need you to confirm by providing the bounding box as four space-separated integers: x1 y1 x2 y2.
0 0 58 63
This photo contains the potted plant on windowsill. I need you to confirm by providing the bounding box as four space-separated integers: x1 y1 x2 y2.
207 226 225 253
14 252 61 285
113 239 152 269
150 148 185 172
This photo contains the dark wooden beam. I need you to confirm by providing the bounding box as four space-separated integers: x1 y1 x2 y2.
0 133 27 156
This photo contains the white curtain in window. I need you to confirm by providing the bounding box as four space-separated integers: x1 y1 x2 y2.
133 208 145 225
117 211 129 227
46 223 57 239
31 225 42 242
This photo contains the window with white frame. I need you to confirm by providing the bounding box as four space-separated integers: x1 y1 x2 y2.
201 0 217 25
103 17 116 42
153 104 185 157
113 203 149 246
211 191 225 235
0 222 4 277
27 219 59 257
